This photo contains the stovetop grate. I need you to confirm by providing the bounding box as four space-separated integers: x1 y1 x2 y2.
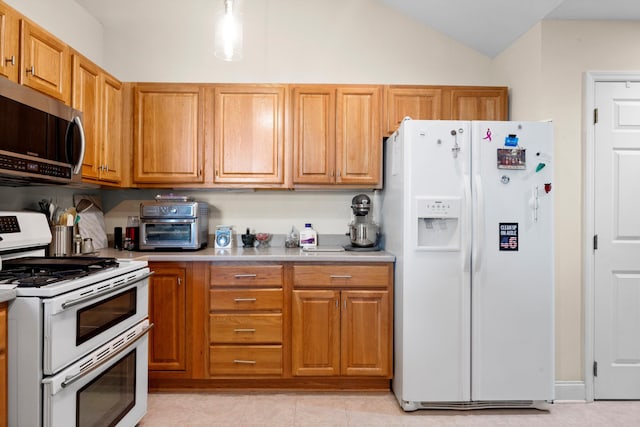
0 257 119 288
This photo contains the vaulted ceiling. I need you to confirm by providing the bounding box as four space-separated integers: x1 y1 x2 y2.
74 0 640 58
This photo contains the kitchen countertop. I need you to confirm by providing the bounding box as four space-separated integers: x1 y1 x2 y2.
0 289 16 303
98 246 395 263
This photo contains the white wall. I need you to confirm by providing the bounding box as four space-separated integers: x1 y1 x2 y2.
493 20 640 383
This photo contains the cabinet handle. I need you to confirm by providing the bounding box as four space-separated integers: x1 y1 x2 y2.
330 169 334 177
335 299 339 308
5 56 15 66
234 297 257 302
233 359 257 364
336 169 341 177
330 275 352 279
233 328 256 333
177 278 182 286
234 274 257 278
26 65 34 75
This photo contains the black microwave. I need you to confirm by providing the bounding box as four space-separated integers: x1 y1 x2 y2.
0 78 85 185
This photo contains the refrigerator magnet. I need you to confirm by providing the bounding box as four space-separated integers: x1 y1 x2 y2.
499 222 519 251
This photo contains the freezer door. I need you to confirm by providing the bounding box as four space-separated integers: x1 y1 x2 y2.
470 121 554 401
395 120 473 403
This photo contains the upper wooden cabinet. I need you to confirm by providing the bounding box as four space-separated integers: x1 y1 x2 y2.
292 85 382 187
133 84 205 184
291 85 335 185
0 2 19 82
211 85 286 187
445 86 509 121
336 86 382 186
384 86 442 135
19 19 70 103
384 85 508 136
72 53 123 184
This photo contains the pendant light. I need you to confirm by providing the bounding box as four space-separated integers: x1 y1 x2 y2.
214 0 243 61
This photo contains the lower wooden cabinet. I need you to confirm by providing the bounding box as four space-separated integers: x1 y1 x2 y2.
148 261 393 390
292 289 390 377
209 264 284 376
148 263 187 371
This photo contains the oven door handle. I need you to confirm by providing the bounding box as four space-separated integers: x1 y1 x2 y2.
61 271 154 310
60 323 154 389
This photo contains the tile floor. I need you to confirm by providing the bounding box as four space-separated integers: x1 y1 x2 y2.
139 391 640 426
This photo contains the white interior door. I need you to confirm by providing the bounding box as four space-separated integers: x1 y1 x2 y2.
594 81 640 399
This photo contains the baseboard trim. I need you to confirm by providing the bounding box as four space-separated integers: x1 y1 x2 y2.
554 381 586 401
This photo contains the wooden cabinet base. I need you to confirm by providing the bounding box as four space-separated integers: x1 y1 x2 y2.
149 377 390 392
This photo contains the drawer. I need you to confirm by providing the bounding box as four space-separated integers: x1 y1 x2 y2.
210 345 282 375
210 265 283 287
293 264 390 288
210 313 282 343
210 288 283 311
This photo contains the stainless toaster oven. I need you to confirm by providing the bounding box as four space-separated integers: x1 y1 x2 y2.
139 196 209 250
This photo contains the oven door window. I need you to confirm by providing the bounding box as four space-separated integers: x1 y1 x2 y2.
76 349 136 427
144 222 193 244
76 288 137 345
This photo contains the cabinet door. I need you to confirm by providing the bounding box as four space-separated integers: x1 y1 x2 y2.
71 54 101 180
291 85 336 184
292 290 340 376
134 84 204 183
0 2 19 82
336 86 382 185
213 85 286 185
385 86 442 135
341 291 390 377
148 265 187 371
99 73 123 183
20 20 70 103
447 87 508 121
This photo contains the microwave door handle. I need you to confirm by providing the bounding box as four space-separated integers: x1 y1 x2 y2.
57 323 154 390
71 115 86 175
61 271 154 310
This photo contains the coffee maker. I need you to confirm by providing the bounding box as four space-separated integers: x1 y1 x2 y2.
347 194 379 249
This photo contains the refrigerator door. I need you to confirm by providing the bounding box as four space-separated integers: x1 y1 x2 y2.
393 120 472 403
470 121 554 401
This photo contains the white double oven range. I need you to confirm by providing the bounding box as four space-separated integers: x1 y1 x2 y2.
0 211 151 427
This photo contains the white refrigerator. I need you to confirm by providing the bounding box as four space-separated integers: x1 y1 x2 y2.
381 120 554 410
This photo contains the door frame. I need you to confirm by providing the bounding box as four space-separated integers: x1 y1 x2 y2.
582 71 640 402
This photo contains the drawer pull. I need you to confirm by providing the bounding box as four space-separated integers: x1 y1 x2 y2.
234 274 257 278
330 275 352 279
234 298 257 302
233 328 256 333
233 359 257 364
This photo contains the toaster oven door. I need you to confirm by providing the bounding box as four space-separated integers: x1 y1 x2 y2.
140 219 198 249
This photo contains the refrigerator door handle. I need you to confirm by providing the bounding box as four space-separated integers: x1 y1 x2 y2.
463 175 472 272
473 174 484 273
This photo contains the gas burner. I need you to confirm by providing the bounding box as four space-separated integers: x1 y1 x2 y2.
1 267 92 288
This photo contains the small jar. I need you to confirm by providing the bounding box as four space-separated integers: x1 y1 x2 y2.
82 237 94 254
73 234 83 255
